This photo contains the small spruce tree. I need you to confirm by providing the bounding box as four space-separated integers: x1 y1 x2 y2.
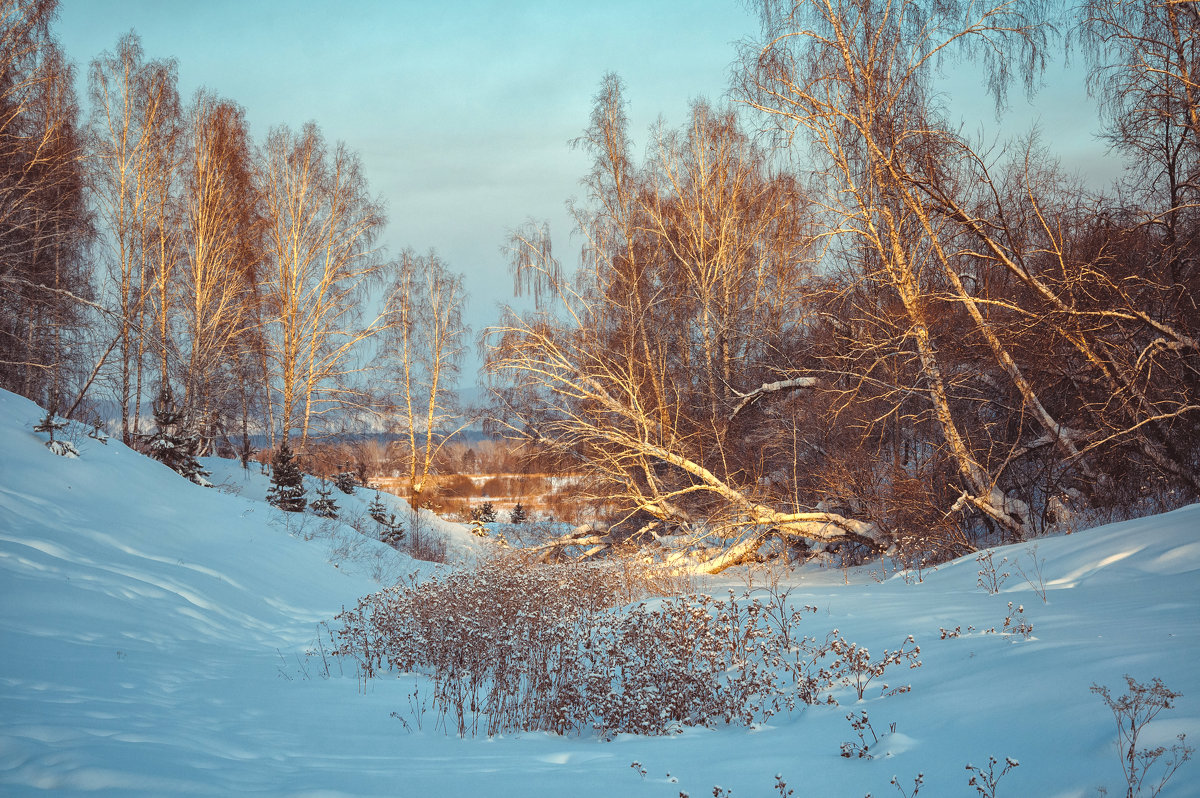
379 512 406 548
34 409 78 458
333 468 358 495
368 491 389 524
311 481 339 518
145 386 210 486
509 502 528 525
472 501 497 524
267 441 307 512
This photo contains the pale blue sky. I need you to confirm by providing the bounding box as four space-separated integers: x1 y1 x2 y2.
53 1 1116 378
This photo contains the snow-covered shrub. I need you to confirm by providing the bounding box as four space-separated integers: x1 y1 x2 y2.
840 710 883 759
976 550 1010 594
332 558 901 738
824 630 921 700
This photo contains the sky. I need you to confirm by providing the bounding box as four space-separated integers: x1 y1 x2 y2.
51 1 1118 380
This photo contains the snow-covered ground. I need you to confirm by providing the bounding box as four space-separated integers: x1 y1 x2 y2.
1 387 1197 797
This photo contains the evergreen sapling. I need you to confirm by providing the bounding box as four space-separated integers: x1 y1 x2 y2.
311 481 339 518
145 386 210 486
368 491 389 524
34 409 78 458
267 441 307 512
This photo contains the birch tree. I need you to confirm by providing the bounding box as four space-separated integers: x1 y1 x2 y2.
259 122 385 446
178 90 261 453
0 0 91 409
487 81 882 571
378 249 469 509
86 31 179 441
739 0 1061 541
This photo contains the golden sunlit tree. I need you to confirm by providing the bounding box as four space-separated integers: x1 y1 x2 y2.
377 249 469 510
258 122 386 447
178 90 262 454
487 77 884 571
86 31 179 441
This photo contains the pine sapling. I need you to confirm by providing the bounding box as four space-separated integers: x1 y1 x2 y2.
311 481 339 518
367 491 388 524
34 409 78 458
267 442 307 512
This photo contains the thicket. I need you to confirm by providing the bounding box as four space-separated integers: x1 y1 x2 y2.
332 555 919 738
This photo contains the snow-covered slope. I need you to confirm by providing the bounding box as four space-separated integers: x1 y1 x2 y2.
1 387 1198 797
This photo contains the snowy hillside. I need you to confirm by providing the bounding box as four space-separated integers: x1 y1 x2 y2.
1 387 1198 797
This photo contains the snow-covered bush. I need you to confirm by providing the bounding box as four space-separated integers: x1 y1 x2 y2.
332 558 909 738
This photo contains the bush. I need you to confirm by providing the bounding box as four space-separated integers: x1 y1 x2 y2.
332 559 909 738
1091 675 1193 797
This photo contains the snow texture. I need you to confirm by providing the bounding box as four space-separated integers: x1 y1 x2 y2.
1 387 1198 796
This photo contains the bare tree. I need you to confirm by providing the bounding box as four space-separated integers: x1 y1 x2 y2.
177 90 261 454
377 249 470 509
0 0 92 409
86 31 179 441
258 122 386 447
487 80 882 571
737 0 1067 542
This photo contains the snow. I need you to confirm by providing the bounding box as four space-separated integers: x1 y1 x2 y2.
1 386 1198 796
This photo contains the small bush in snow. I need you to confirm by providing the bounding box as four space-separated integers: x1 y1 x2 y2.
1014 545 1048 603
1091 675 1193 798
889 772 923 797
976 550 1010 595
840 710 882 759
966 756 1019 797
1000 602 1033 640
825 631 921 700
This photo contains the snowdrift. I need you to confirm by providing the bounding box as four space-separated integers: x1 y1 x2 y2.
1 387 1198 797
